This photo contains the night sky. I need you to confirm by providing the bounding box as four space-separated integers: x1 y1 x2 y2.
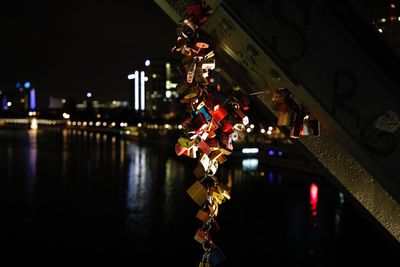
0 1 177 107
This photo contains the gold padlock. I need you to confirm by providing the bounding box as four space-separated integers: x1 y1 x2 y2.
187 180 208 206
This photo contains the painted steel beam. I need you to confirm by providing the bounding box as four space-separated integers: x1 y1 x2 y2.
154 0 400 242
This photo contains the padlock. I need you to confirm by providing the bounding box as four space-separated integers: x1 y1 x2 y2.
208 161 219 175
187 62 196 83
309 119 320 136
206 138 219 151
193 163 206 179
198 106 212 121
175 143 186 156
209 104 228 122
187 180 208 206
194 228 207 244
204 50 215 59
209 246 226 266
183 91 198 103
201 58 215 71
193 42 209 54
200 153 210 171
196 139 212 155
220 119 234 134
272 89 294 126
211 191 224 205
290 113 303 138
196 209 210 222
195 63 204 83
209 149 223 163
192 112 209 134
217 154 227 164
178 18 197 40
301 115 310 135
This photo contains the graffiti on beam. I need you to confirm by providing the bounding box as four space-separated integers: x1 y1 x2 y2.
331 69 360 128
360 113 398 157
271 0 309 66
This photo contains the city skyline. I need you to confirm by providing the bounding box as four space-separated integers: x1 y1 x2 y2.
0 1 177 107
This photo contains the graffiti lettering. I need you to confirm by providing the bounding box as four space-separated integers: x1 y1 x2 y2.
331 70 360 127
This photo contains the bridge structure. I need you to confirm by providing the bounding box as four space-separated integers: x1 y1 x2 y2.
154 0 400 243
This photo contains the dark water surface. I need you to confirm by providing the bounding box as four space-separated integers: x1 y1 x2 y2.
0 129 398 266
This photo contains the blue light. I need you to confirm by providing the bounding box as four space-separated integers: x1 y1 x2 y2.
277 149 283 156
268 149 275 156
24 81 31 89
30 89 36 110
2 96 7 110
16 82 21 89
268 171 274 183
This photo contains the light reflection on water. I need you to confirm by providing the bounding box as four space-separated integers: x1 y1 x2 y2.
0 129 397 266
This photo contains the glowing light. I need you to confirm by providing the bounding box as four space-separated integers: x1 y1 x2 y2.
267 130 272 135
260 128 266 134
16 82 21 89
137 122 142 127
7 101 12 107
111 122 116 127
277 150 283 156
61 98 66 104
178 124 183 129
89 122 93 126
72 121 77 126
62 113 70 119
249 124 254 129
30 118 38 129
30 89 36 110
164 124 170 129
120 122 125 127
268 149 275 156
134 71 139 110
390 3 396 8
310 183 319 217
86 92 92 98
127 74 135 80
77 121 82 126
152 74 157 78
242 158 259 171
378 28 383 33
95 121 101 126
246 128 251 133
24 81 31 89
166 90 172 98
242 148 259 154
268 126 273 131
82 121 87 126
102 122 107 126
145 59 151 66
381 18 386 23
140 71 147 111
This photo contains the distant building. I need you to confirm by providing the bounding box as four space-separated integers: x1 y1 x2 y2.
1 81 36 113
143 58 181 120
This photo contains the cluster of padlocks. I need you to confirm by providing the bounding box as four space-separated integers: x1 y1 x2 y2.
271 88 320 138
171 1 248 266
170 1 320 266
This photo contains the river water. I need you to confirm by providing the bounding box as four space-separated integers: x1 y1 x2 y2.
0 128 397 266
